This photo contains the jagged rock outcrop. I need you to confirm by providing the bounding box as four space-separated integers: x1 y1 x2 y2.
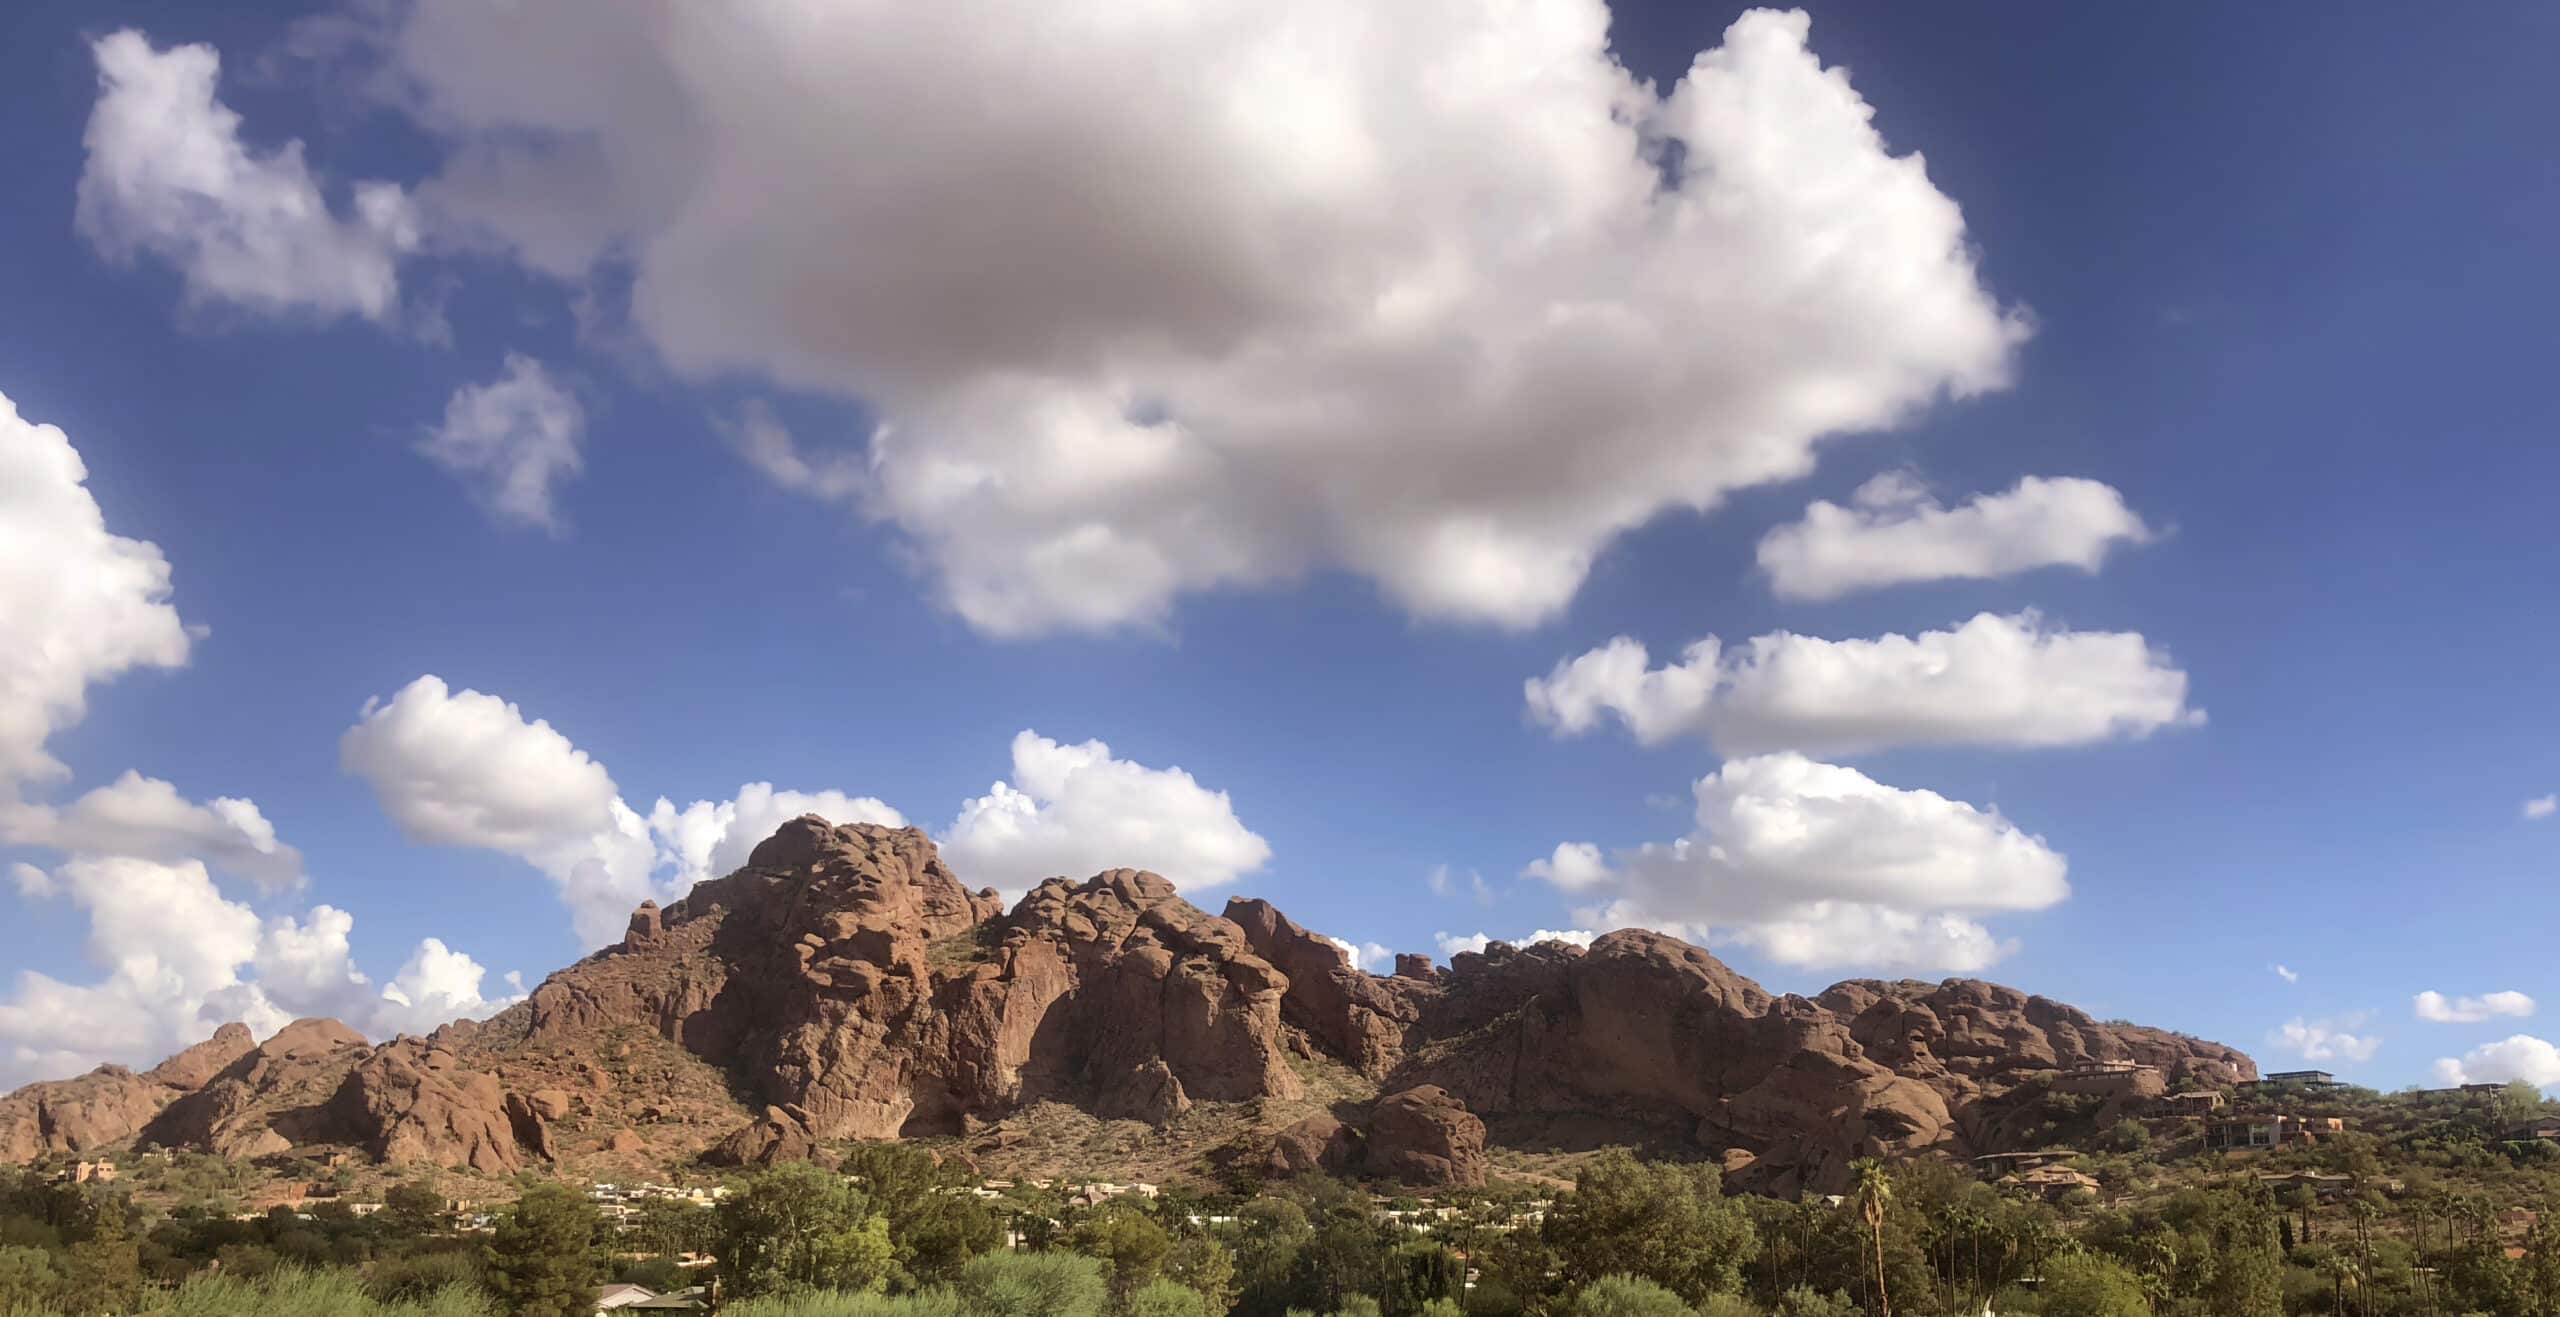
0 818 2256 1195
1225 897 1427 1076
0 1024 257 1160
522 819 1302 1144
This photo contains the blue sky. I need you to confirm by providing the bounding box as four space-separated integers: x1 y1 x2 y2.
1 0 2555 1093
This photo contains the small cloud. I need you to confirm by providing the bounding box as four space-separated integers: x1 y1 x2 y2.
2415 990 2536 1024
2271 964 2299 984
1521 842 1611 892
2269 1016 2381 1064
1425 864 1494 905
2525 795 2557 821
1323 935 1393 973
1434 929 1594 959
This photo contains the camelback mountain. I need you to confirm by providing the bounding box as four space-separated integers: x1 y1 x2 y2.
0 818 2255 1194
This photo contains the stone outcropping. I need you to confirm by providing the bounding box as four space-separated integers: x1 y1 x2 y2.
0 819 2255 1194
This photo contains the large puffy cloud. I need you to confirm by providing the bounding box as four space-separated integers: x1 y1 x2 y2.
2270 1016 2383 1065
0 390 191 790
342 675 908 944
0 402 295 881
365 3 2022 633
1536 753 2067 972
75 31 417 322
417 355 587 533
1525 611 2201 757
942 731 1270 894
2434 1037 2560 1090
1757 473 2155 602
2415 990 2536 1024
0 857 283 1087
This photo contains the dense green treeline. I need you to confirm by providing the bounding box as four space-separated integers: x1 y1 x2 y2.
11 1079 2560 1315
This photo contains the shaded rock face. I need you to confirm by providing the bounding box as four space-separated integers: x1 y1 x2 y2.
1224 897 1429 1077
1 819 2255 1195
142 1018 372 1160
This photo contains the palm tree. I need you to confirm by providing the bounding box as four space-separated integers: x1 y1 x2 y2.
1854 1160 1895 1317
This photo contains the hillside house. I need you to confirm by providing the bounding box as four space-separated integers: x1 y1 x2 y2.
2054 1061 2165 1099
2259 1171 2355 1201
1975 1151 2071 1175
2242 1070 2341 1089
2207 1115 2347 1151
2000 1165 2102 1202
2160 1090 2226 1113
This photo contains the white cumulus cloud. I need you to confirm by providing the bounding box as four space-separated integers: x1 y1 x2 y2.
1522 842 1612 892
0 390 192 792
2269 1016 2383 1065
2415 990 2536 1024
0 391 511 1087
4 770 303 892
1757 472 2155 602
1525 610 2200 757
645 784 905 894
1551 753 2066 973
372 937 523 1038
417 355 586 533
2433 1036 2560 1090
942 731 1270 895
2525 795 2557 821
75 30 417 322
363 3 2022 634
2272 964 2300 984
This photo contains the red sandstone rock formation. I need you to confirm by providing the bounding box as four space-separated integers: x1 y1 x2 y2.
0 819 2256 1194
0 1023 256 1161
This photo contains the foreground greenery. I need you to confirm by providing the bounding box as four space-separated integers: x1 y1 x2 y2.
7 1078 2560 1314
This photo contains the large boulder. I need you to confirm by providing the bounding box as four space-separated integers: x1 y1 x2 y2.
1366 1086 1487 1188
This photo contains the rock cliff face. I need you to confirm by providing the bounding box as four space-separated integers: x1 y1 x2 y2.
0 819 2254 1194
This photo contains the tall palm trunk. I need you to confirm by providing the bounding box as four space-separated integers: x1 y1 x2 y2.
1867 1206 1891 1317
